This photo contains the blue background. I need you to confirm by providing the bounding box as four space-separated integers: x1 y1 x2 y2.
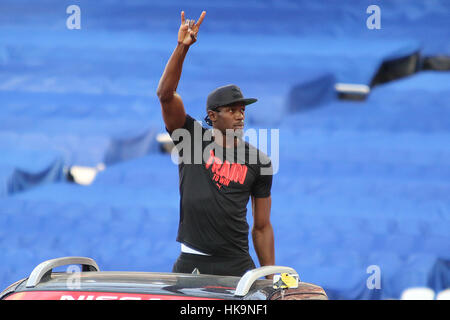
0 0 449 299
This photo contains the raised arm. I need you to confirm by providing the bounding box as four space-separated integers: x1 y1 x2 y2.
156 11 206 132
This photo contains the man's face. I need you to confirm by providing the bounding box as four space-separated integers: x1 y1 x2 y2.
209 103 246 134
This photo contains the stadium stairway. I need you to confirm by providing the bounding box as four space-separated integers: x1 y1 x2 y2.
0 0 428 130
1 0 450 299
0 0 423 200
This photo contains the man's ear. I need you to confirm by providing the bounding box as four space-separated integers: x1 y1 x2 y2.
207 110 217 123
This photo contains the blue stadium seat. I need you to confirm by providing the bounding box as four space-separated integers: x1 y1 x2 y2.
1 0 449 299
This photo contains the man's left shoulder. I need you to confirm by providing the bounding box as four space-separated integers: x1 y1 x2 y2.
244 141 272 167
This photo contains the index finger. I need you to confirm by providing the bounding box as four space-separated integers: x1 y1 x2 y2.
181 11 185 25
195 11 206 27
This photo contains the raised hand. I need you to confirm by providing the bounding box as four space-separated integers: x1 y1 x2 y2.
178 10 206 46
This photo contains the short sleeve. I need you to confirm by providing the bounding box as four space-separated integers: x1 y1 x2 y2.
251 162 273 198
165 114 195 135
167 114 205 164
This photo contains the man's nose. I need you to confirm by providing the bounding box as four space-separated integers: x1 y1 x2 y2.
235 109 244 120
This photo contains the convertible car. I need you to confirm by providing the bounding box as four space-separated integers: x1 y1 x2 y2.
0 256 327 300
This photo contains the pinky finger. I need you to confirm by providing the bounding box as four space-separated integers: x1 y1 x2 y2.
196 11 206 27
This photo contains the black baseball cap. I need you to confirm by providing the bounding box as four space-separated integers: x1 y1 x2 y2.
204 84 257 126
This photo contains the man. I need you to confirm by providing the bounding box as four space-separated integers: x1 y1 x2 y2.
156 11 274 277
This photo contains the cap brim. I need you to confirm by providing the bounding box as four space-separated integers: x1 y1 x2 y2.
242 98 257 106
216 98 257 108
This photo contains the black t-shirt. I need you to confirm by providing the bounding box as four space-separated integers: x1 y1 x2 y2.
168 115 273 257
